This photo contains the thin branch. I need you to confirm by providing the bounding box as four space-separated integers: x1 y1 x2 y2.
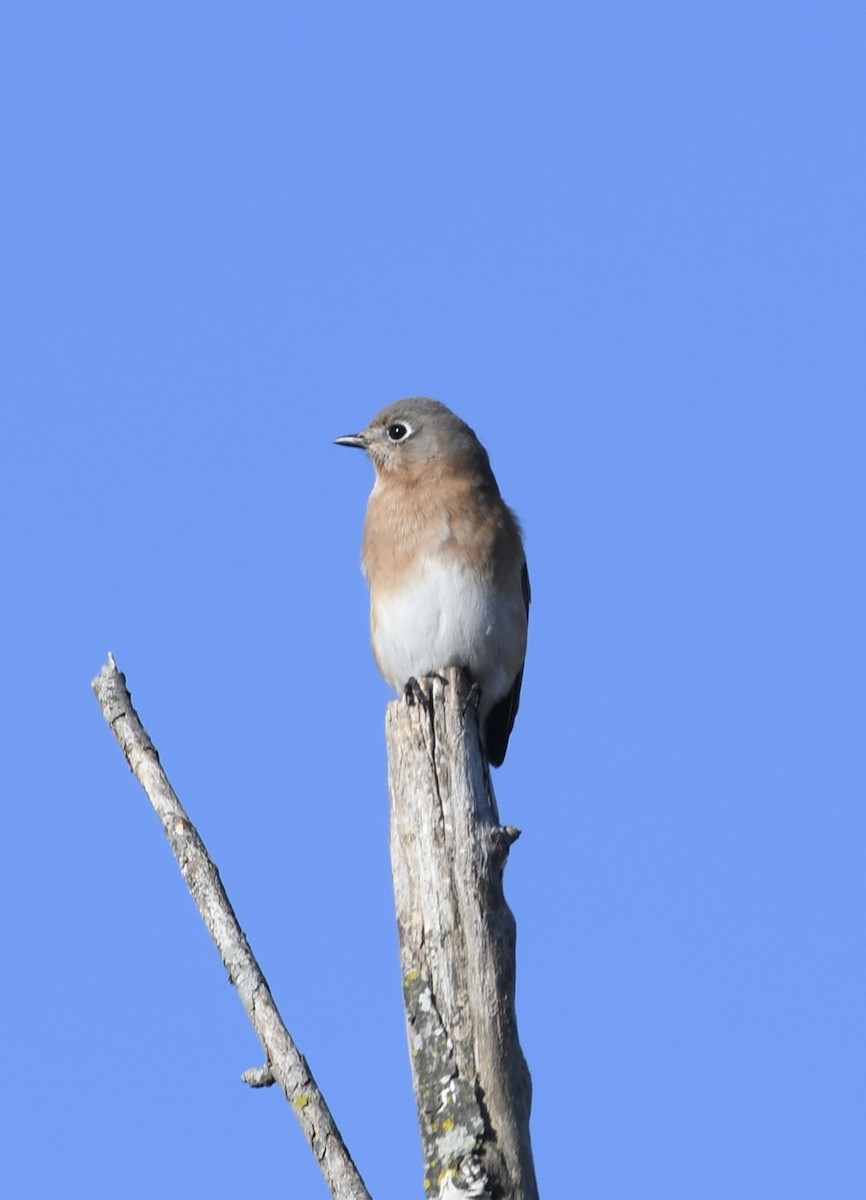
92 654 371 1200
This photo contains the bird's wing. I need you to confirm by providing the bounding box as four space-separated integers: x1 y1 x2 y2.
483 561 530 768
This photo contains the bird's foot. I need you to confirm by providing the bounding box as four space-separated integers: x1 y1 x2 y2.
404 673 448 712
403 676 431 711
463 679 482 716
455 667 482 716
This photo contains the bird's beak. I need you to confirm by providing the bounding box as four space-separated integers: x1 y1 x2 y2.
334 433 369 450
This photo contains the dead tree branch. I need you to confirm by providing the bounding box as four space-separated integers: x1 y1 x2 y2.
387 668 538 1200
91 654 371 1200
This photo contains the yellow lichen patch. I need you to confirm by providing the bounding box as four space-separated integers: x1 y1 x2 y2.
404 969 419 985
294 1093 310 1110
441 1117 454 1131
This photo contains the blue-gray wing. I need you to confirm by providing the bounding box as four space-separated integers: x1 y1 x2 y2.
484 561 530 768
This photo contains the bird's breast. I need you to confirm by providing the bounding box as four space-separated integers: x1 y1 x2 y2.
368 554 526 713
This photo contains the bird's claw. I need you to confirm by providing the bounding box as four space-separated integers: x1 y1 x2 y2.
463 679 482 715
404 676 430 711
404 673 448 712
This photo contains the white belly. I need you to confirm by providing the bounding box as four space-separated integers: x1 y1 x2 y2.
369 555 525 713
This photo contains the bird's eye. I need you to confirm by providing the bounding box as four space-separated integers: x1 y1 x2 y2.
386 422 410 442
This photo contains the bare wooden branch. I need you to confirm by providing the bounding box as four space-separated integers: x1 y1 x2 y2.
387 668 538 1200
91 654 371 1200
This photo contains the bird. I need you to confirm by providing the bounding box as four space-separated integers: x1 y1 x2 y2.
335 398 529 767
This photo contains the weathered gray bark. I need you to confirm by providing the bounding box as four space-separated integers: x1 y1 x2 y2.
92 655 371 1200
386 668 538 1200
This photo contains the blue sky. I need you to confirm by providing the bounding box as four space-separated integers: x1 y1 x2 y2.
2 3 863 1197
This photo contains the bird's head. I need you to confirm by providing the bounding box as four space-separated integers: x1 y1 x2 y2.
335 397 489 480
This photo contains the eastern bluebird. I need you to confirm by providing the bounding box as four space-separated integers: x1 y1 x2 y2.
336 398 529 767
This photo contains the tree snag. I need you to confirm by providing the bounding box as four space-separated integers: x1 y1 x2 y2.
387 668 538 1200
